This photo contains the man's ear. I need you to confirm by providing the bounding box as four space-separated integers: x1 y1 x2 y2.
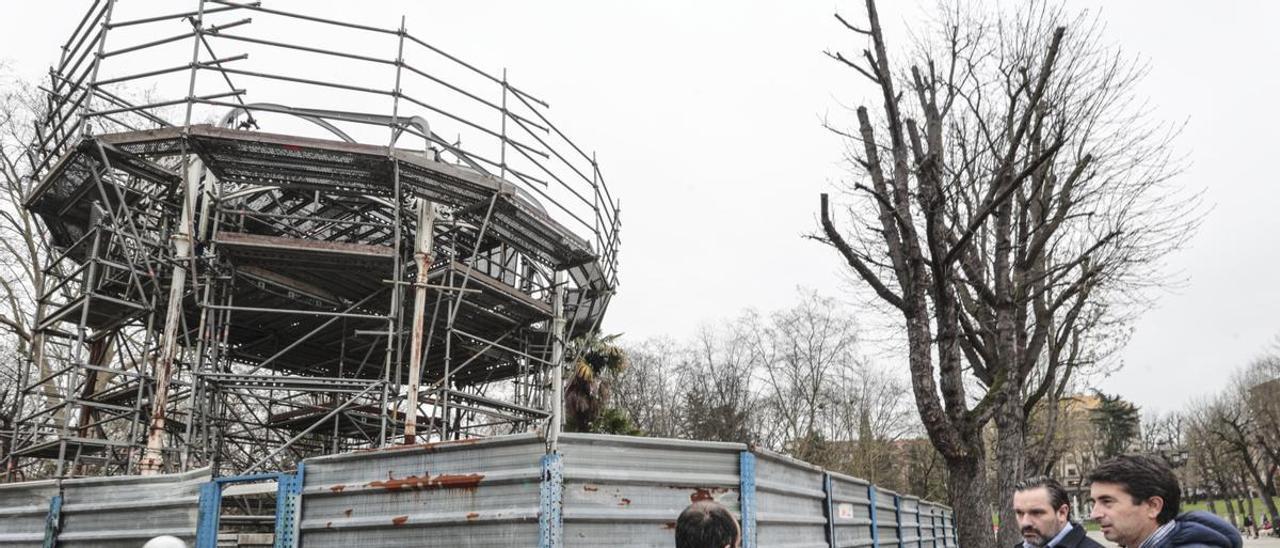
1144 496 1165 520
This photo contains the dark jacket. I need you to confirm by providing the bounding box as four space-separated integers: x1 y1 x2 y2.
1011 522 1104 548
1152 511 1243 548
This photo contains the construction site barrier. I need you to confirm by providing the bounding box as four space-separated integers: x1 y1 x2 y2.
1 433 957 547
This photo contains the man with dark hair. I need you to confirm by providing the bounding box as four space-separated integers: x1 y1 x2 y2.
1088 454 1242 548
676 501 741 548
1012 476 1103 547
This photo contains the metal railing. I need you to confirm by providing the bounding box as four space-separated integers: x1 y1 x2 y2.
31 0 619 286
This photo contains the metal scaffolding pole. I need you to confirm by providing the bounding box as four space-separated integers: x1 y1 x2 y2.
402 199 435 444
8 0 620 481
546 270 565 453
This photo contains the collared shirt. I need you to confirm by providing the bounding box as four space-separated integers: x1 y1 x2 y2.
1024 522 1075 548
1136 520 1177 548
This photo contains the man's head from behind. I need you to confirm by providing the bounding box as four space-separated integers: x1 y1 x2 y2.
1088 454 1181 547
676 501 741 548
1013 476 1072 547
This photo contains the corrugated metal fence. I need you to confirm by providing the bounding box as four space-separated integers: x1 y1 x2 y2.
0 478 58 547
0 468 207 548
0 434 957 547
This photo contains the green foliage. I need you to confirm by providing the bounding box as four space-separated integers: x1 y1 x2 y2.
681 382 754 443
1090 390 1141 458
592 407 642 436
564 331 629 433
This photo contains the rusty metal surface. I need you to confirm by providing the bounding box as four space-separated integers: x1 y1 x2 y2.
293 432 955 548
0 479 57 547
298 433 545 547
558 433 745 547
0 433 954 547
56 467 208 548
13 0 621 475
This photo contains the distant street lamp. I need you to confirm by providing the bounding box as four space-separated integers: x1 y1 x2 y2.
1155 440 1189 468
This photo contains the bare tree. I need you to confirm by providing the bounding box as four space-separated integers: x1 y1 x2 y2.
0 68 62 476
1239 355 1280 472
612 337 685 438
816 1 1195 544
679 325 757 444
1215 365 1280 525
745 290 861 456
1139 410 1184 454
1 66 181 479
743 290 915 475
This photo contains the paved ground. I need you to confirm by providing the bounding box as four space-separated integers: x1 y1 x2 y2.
1086 530 1280 547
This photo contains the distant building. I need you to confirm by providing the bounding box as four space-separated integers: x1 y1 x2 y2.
1044 394 1143 518
1247 377 1280 424
1052 394 1101 516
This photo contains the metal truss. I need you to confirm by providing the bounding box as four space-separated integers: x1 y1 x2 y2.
4 0 619 481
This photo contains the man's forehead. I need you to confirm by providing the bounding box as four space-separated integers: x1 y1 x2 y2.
1089 481 1128 497
1014 486 1053 507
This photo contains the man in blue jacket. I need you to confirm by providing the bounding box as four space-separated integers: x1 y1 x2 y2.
1088 455 1242 548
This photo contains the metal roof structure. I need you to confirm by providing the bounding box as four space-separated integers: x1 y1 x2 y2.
4 0 620 480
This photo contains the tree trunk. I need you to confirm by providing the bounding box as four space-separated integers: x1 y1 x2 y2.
996 395 1027 548
948 448 995 548
1028 391 1062 476
1263 473 1280 527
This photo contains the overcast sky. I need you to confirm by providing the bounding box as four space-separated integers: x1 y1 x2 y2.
2 1 1276 416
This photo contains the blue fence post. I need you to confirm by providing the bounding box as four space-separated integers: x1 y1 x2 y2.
823 473 836 548
739 451 757 548
894 495 903 548
41 494 62 548
195 481 222 548
539 453 564 548
274 463 305 548
868 484 879 548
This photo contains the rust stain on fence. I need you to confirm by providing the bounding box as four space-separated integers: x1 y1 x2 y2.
368 471 485 492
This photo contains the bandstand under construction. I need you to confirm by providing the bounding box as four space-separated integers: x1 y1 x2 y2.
3 0 620 480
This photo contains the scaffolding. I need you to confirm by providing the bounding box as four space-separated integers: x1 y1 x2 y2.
4 0 620 480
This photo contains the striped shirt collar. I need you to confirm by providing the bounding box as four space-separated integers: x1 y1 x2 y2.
1137 520 1177 548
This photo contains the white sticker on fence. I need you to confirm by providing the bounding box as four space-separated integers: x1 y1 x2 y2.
838 503 855 519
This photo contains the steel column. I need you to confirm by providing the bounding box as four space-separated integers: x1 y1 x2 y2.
538 452 563 548
546 270 566 452
403 200 435 443
274 463 305 548
869 484 880 548
41 494 62 548
739 451 757 548
823 472 836 548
